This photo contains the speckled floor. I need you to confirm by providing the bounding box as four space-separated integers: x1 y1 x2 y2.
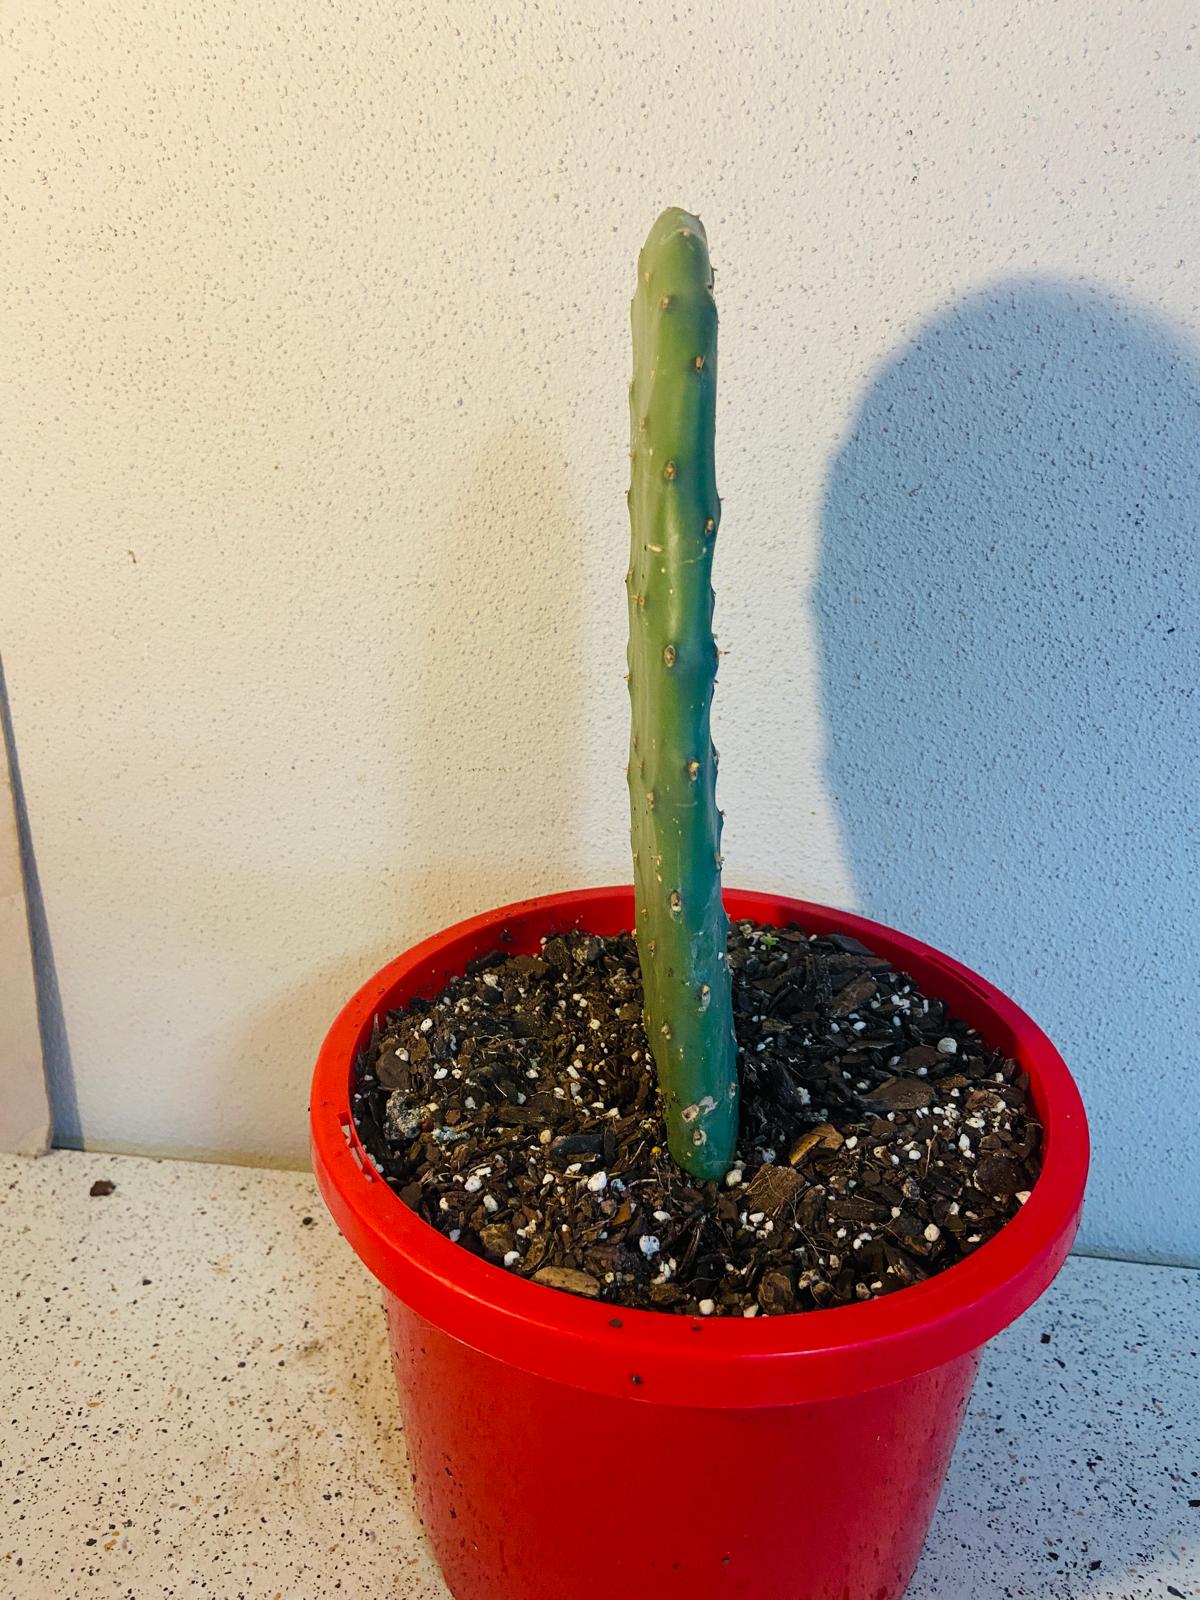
2 1152 1196 1599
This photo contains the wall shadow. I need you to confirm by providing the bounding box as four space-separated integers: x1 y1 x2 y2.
814 278 1198 1263
0 651 79 1143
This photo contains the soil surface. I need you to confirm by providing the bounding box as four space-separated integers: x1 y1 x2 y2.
350 921 1043 1317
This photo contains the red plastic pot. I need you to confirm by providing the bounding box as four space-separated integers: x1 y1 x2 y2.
311 887 1088 1600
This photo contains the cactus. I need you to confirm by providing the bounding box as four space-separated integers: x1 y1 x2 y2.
626 207 738 1180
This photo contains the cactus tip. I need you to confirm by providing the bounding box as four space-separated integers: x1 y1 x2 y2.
663 644 676 667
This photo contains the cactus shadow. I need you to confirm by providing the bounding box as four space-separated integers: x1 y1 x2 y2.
398 425 593 942
813 278 1199 1264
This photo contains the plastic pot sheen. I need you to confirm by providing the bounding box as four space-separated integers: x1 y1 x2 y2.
311 887 1089 1600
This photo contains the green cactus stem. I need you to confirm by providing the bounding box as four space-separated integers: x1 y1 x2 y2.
626 207 738 1179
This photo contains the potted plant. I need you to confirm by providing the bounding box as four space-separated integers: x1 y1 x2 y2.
311 208 1089 1600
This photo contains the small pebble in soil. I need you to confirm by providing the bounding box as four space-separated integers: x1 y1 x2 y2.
351 922 1043 1318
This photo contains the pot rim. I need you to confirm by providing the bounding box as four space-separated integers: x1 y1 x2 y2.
311 886 1089 1407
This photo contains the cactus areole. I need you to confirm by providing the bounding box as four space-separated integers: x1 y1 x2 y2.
626 207 739 1178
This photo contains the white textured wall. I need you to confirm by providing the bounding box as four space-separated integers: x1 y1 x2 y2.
3 2 1196 1260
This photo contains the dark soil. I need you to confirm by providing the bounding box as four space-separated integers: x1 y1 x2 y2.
350 921 1043 1317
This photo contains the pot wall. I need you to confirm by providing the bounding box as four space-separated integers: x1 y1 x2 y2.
386 1292 979 1600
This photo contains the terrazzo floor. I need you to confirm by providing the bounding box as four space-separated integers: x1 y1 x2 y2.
3 1150 1196 1599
